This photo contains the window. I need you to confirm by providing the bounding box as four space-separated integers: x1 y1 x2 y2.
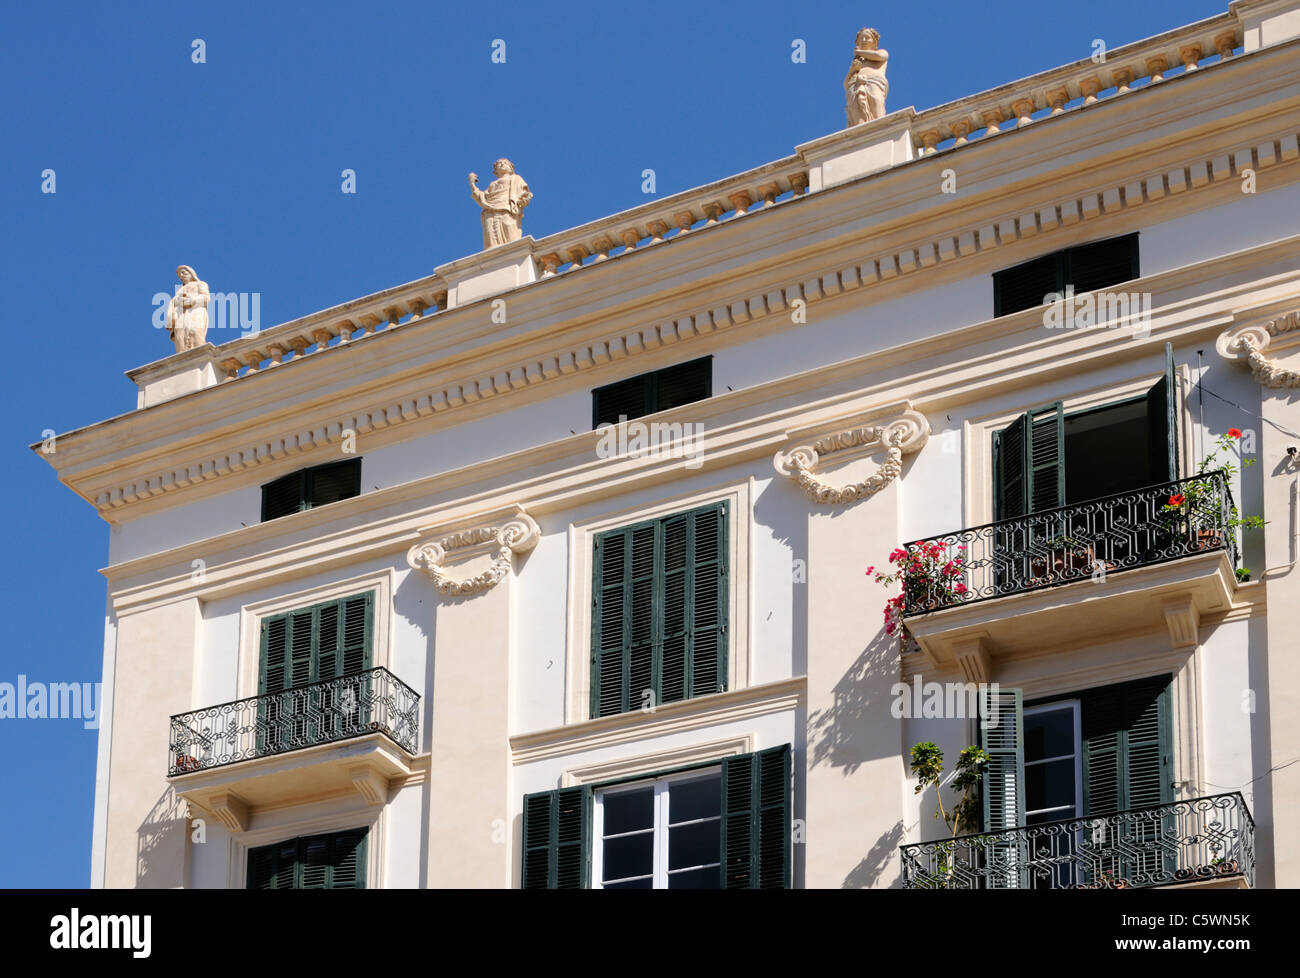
521 746 791 889
993 232 1139 317
1024 701 1081 825
591 501 728 718
980 678 1172 887
594 770 723 889
591 356 712 428
258 592 374 754
247 828 368 889
261 458 362 521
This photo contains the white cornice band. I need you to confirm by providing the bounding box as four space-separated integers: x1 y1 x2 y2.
773 409 930 504
406 510 540 596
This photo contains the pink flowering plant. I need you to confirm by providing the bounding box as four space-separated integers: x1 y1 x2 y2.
867 541 970 637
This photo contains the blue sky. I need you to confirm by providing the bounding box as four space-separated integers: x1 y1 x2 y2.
0 0 1223 887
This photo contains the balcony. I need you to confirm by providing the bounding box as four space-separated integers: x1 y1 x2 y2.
900 792 1254 889
167 667 420 830
900 474 1241 672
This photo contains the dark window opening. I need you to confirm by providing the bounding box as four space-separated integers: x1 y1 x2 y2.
592 357 712 428
260 458 362 522
993 233 1140 317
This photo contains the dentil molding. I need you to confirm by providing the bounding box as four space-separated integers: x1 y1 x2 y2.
773 407 929 504
1217 307 1300 387
406 506 540 596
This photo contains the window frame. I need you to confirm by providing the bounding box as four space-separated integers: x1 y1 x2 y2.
260 457 363 522
592 767 725 890
992 232 1140 318
1022 699 1083 824
564 481 751 725
590 356 713 429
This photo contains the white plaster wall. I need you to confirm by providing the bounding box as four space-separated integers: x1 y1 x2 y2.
1199 617 1265 808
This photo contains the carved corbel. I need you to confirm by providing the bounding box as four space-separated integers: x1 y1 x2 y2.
406 507 541 596
773 408 930 504
1217 309 1300 388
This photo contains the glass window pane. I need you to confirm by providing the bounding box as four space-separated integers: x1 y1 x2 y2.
1026 757 1076 813
605 877 654 889
669 775 721 823
1025 708 1074 761
668 865 721 889
669 819 720 871
602 832 653 882
602 787 653 836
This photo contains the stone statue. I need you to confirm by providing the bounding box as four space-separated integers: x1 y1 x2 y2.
166 264 210 352
469 159 532 249
844 28 889 126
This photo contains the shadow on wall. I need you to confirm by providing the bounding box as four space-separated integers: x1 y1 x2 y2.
807 629 898 776
844 819 905 889
137 784 189 888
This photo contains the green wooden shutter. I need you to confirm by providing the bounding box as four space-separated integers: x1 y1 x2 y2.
980 687 1025 831
720 744 791 889
689 503 728 699
591 504 729 718
1145 343 1180 483
1081 676 1173 815
1027 402 1065 512
993 414 1029 520
261 471 306 521
1081 676 1173 884
521 786 592 889
247 828 367 889
979 687 1026 889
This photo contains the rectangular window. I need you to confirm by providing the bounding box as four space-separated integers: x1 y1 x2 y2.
591 501 728 718
1023 701 1081 825
261 458 362 522
993 233 1139 317
594 770 723 889
522 745 791 889
591 356 712 428
247 827 368 889
258 591 374 754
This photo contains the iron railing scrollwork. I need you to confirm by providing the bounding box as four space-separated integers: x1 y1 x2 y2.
899 792 1255 889
901 472 1238 615
168 666 420 776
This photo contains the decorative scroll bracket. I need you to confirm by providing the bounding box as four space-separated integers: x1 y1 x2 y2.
1217 308 1300 388
773 407 930 504
406 506 541 596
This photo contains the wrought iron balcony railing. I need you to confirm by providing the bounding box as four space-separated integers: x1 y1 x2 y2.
900 792 1254 889
900 472 1238 615
168 667 420 776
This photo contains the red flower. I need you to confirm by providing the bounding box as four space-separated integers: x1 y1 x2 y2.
865 566 875 576
1168 493 1186 506
1228 428 1243 439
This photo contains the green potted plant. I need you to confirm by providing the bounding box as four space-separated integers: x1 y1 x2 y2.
907 742 989 888
1028 532 1095 579
1161 429 1264 548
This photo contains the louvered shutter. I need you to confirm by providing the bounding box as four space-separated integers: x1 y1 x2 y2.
309 459 362 507
247 829 367 889
980 687 1027 888
1027 402 1065 512
1065 233 1139 296
1145 343 1180 484
993 414 1029 520
591 504 729 718
1081 676 1172 815
654 357 712 412
592 374 652 427
521 786 592 888
720 745 792 889
689 503 728 698
993 252 1061 317
1081 676 1173 884
261 471 305 521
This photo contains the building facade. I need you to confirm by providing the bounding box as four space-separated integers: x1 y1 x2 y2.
39 0 1300 888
